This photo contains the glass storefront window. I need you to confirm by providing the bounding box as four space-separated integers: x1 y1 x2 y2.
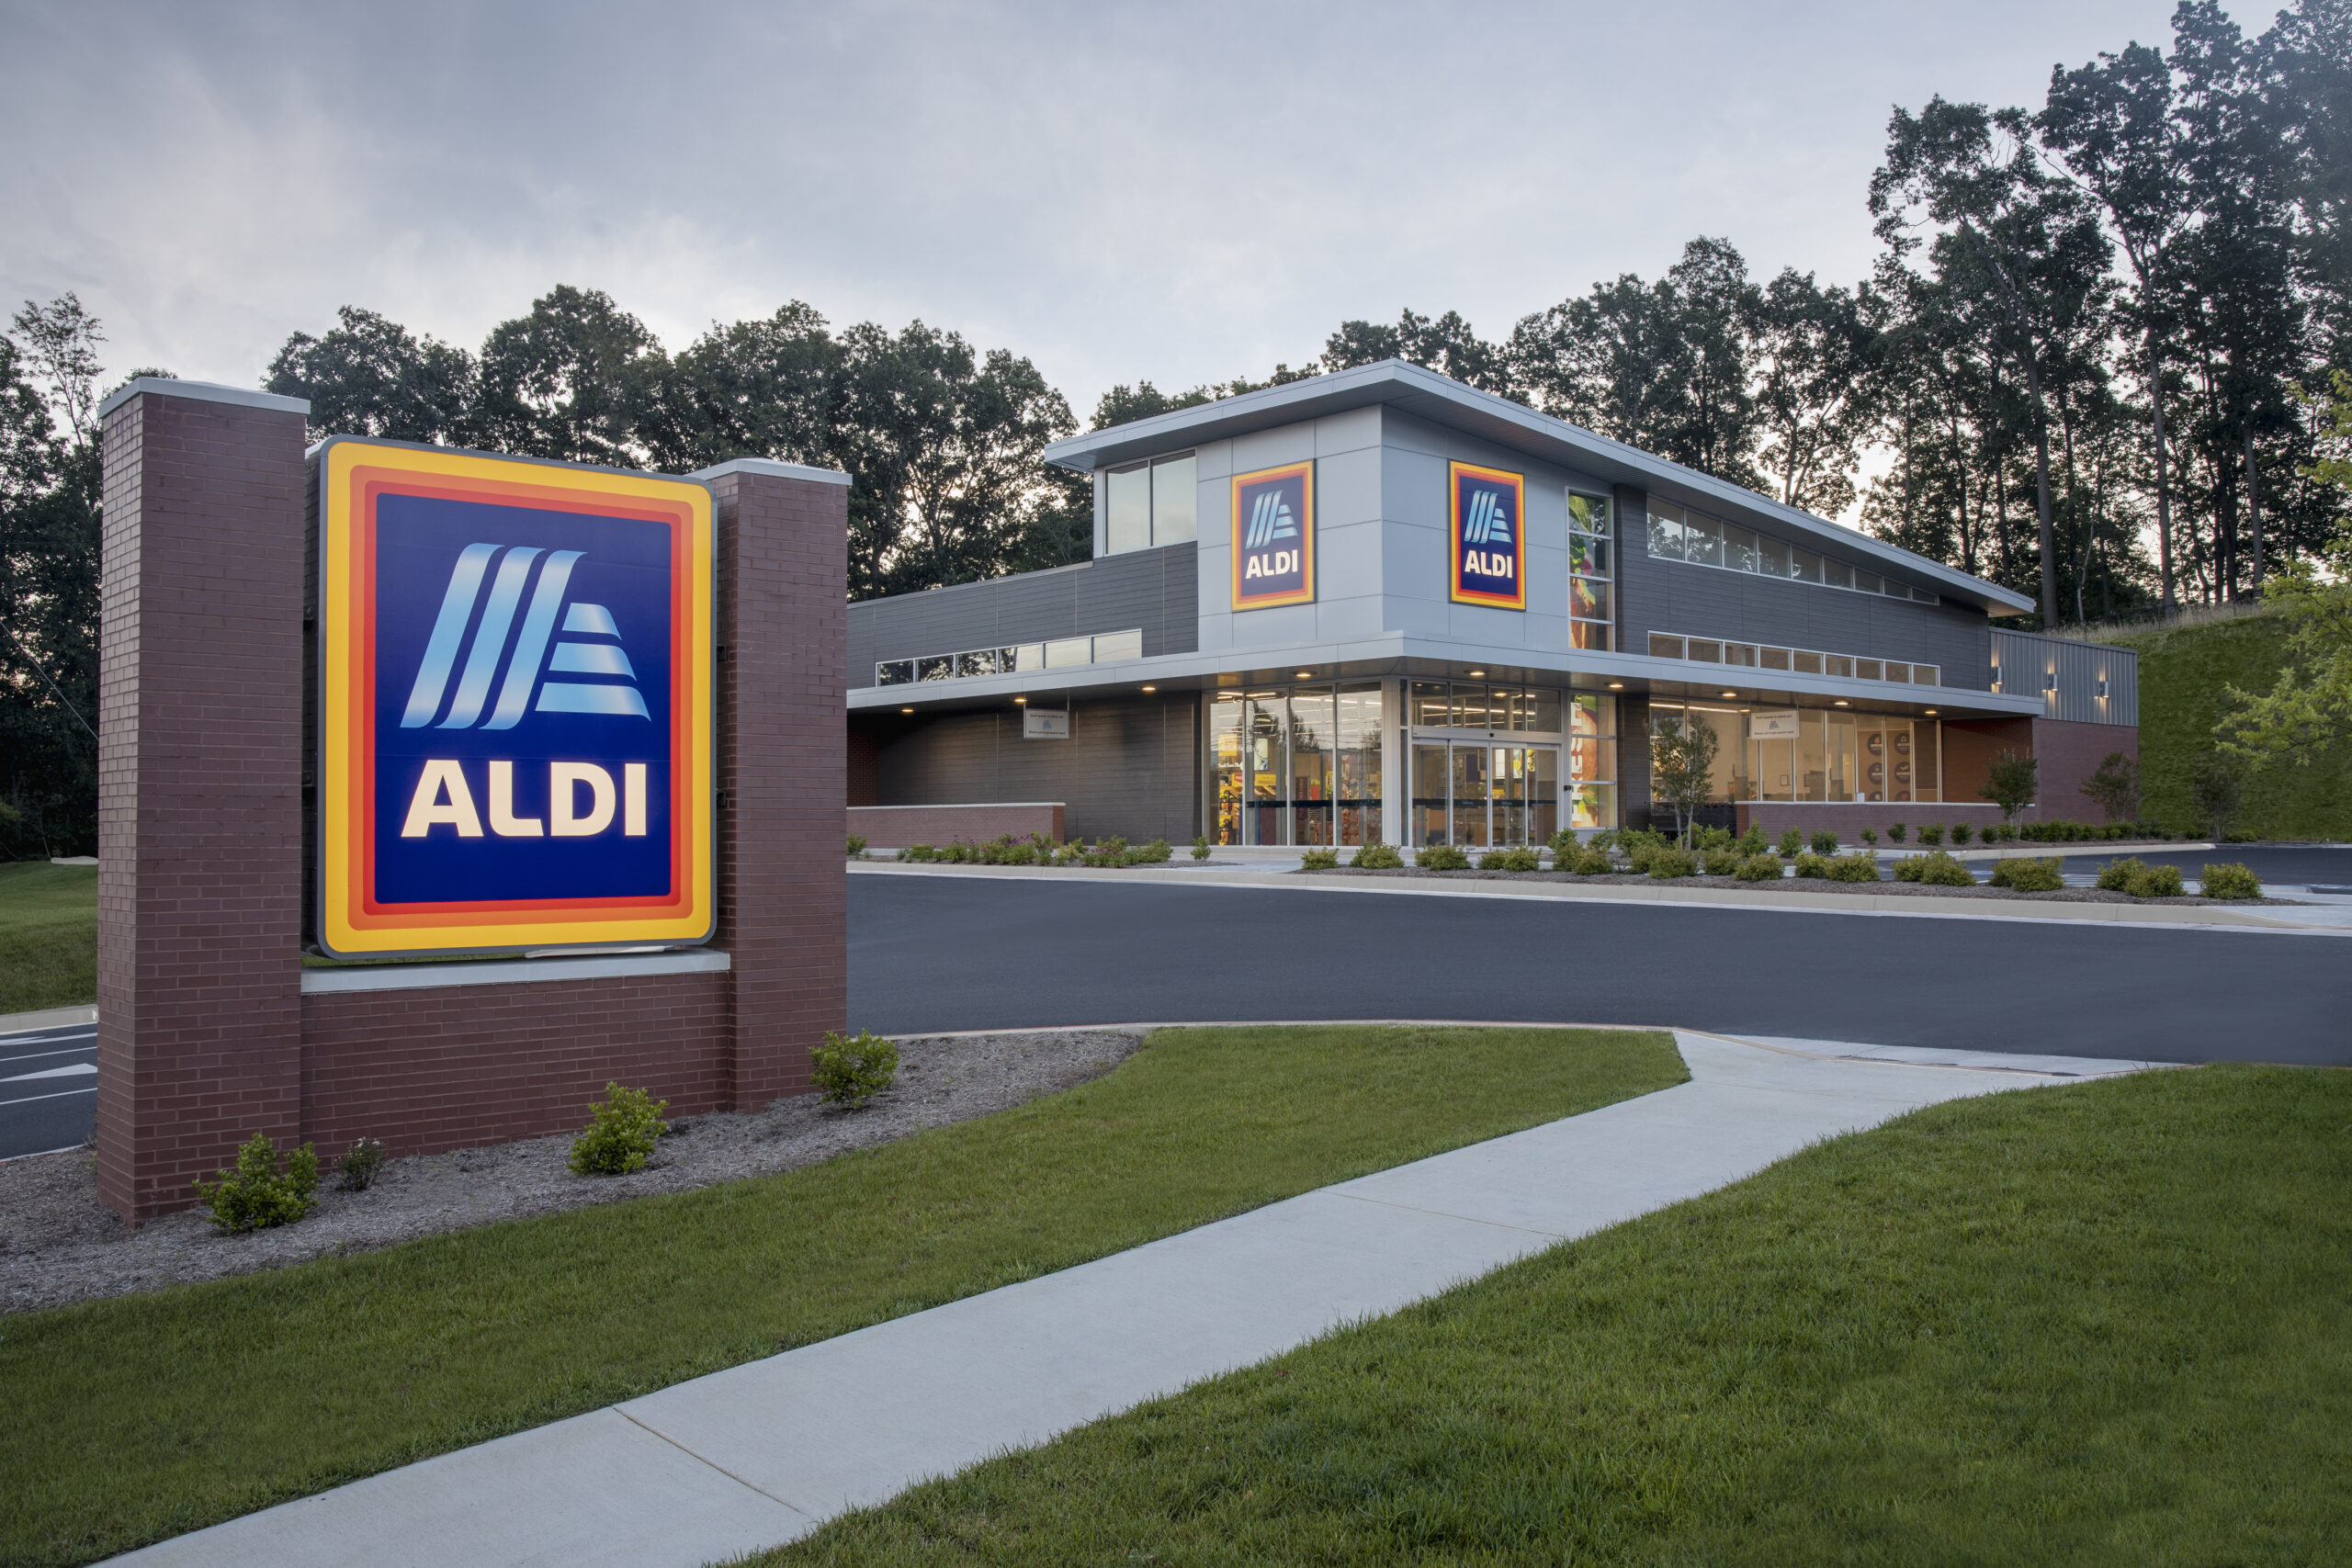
1289 690 1334 846
1247 694 1284 843
1452 745 1490 847
1045 637 1091 667
1528 746 1559 843
1336 685 1383 845
1210 695 1244 844
1092 629 1143 662
1412 743 1448 846
876 660 914 685
1411 682 1450 728
1450 684 1491 729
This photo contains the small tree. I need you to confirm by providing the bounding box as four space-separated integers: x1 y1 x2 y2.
1648 713 1720 849
2080 750 2141 823
1978 750 2039 823
2191 757 2244 843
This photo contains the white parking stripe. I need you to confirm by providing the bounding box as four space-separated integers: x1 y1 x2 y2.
3 1062 96 1083
0 1086 97 1106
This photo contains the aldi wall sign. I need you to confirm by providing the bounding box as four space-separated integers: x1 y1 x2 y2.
1449 461 1526 610
315 439 716 957
1229 462 1315 610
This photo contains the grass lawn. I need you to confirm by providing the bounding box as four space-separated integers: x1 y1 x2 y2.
764 1063 2352 1567
0 1024 1682 1567
0 862 96 1013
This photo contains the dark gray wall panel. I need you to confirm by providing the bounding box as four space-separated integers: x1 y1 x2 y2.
1615 490 1991 689
849 544 1198 686
862 694 1202 842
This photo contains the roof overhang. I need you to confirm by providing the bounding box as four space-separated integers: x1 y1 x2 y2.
1043 360 2034 618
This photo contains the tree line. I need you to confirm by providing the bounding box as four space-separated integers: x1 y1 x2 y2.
4 0 2346 855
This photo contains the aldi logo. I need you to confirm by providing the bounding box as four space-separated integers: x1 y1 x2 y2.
314 438 715 958
1449 462 1526 610
1230 462 1315 610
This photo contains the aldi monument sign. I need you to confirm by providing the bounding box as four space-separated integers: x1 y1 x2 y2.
314 438 717 957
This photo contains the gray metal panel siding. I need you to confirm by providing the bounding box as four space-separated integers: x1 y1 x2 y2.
1992 630 2138 726
1617 493 1992 690
865 694 1202 841
847 543 1198 686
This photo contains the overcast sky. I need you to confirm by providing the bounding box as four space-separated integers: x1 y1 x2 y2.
5 0 2216 424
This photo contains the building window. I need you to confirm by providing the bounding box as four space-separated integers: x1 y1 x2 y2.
874 630 1145 688
1644 498 1939 605
1650 701 1943 806
1568 491 1612 650
1209 682 1382 846
1105 452 1198 555
1567 694 1618 830
1646 630 1938 689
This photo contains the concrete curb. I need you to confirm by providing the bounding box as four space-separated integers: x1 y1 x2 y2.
846 861 2348 934
0 1004 97 1037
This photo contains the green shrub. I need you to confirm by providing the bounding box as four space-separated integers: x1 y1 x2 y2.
1776 828 1804 859
1351 842 1405 869
1917 823 1943 846
2223 828 2259 843
1948 822 1973 845
845 834 867 858
1300 847 1340 870
1567 848 1613 875
1988 856 2065 893
192 1134 321 1232
1138 838 1173 863
1860 827 1878 846
1695 826 1735 852
569 1083 670 1175
1478 846 1541 872
1192 835 1210 861
2200 861 2263 899
899 843 936 863
2096 857 2144 892
810 1029 899 1109
1792 852 1831 879
1824 852 1881 883
1735 854 1782 882
1735 824 1769 856
1702 848 1740 876
1888 822 1906 842
1416 843 1471 871
1809 829 1839 854
1894 851 1975 886
336 1137 386 1193
2128 863 2187 898
1645 848 1697 878
1548 828 1579 858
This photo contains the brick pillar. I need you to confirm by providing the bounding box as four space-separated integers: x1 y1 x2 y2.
96 379 311 1221
694 458 849 1107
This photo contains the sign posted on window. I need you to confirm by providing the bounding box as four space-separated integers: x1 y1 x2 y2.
314 439 716 957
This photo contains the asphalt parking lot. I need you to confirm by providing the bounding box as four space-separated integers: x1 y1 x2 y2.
0 1020 96 1162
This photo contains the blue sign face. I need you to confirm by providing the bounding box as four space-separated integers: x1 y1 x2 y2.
1231 463 1315 609
1450 463 1526 609
372 494 675 905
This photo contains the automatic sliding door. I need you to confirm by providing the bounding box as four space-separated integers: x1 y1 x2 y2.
1412 743 1448 847
1452 746 1489 847
1527 747 1557 843
1493 748 1526 845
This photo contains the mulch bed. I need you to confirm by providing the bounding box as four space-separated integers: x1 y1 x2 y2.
1301 866 2301 907
0 1028 1147 1315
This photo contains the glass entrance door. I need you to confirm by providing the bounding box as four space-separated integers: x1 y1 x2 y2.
1411 741 1558 846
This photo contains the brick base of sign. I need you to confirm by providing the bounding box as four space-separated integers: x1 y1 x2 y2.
849 802 1066 848
300 974 730 1163
94 390 849 1224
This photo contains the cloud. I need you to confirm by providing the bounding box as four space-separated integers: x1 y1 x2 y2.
2 0 2195 417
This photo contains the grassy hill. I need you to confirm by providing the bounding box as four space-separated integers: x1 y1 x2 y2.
2109 608 2352 840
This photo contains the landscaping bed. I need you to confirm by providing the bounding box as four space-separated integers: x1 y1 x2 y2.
0 1024 1683 1567
0 1028 1145 1315
762 1063 2352 1567
1297 864 2303 906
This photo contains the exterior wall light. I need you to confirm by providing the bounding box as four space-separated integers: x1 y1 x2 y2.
2097 678 2109 698
2043 671 2058 693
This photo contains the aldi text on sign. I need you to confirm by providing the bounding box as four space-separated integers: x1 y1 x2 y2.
314 438 716 957
1449 462 1526 610
1230 462 1315 609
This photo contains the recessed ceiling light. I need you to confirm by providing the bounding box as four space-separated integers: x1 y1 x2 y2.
1608 682 1624 690
1467 670 1486 677
1721 690 1737 699
1013 696 1026 704
1141 684 1157 692
1296 671 1314 679
900 706 913 715
1834 699 1849 707
1924 708 1938 716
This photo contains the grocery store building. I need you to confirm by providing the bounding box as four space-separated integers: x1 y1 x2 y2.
847 360 2137 848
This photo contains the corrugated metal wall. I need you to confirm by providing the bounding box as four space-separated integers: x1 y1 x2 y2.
1990 630 2138 727
848 542 1198 687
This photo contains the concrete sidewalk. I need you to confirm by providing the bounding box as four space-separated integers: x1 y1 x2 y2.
110 1032 2165 1568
